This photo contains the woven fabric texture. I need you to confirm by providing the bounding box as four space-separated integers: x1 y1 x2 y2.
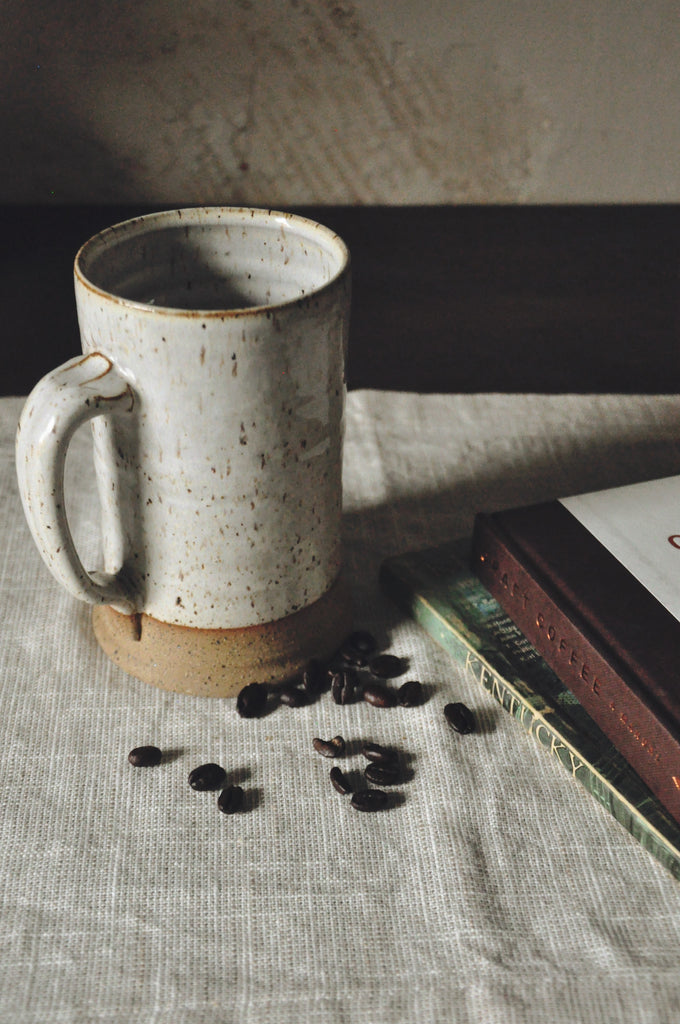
3 392 680 1023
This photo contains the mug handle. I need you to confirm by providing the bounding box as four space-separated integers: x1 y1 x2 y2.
16 352 137 613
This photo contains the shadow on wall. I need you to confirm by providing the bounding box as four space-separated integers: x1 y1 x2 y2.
2 0 547 206
1 2 147 204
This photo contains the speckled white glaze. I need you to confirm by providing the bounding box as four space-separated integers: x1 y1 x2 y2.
16 207 350 630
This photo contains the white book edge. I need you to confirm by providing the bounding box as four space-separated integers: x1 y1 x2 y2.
560 474 680 624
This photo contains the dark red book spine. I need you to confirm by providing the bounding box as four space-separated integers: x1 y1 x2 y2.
471 510 680 825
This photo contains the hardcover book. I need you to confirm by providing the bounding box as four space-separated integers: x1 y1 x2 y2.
470 474 680 827
380 538 680 879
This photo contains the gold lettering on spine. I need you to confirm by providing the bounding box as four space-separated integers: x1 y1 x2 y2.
492 675 506 707
463 656 586 779
548 734 585 777
464 650 479 680
506 692 522 718
533 721 552 749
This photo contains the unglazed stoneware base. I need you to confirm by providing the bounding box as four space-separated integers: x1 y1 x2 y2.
91 575 353 697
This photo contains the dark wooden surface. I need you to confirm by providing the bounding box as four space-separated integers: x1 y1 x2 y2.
3 204 680 395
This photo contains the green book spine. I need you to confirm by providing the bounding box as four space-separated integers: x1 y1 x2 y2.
380 539 680 880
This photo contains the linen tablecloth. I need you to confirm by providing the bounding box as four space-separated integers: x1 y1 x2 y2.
3 390 680 1024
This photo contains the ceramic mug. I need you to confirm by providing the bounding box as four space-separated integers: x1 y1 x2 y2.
16 207 352 696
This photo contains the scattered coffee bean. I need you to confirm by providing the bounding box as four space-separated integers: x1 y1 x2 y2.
444 701 476 735
278 684 308 707
188 763 227 791
345 630 377 654
301 659 327 695
365 762 400 785
361 741 399 765
313 735 346 758
217 784 244 814
368 654 405 679
339 647 368 668
331 668 356 705
397 679 424 706
330 766 352 794
362 682 398 708
128 745 162 767
236 682 268 718
351 789 389 812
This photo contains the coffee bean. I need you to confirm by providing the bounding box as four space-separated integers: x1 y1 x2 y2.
368 654 405 678
365 762 400 785
236 682 268 718
128 745 162 767
361 742 399 765
444 701 476 735
330 766 352 794
339 647 368 668
313 735 346 758
396 679 424 706
351 789 389 812
188 763 227 791
301 659 327 695
345 630 377 654
362 682 397 708
331 668 356 705
278 684 308 707
217 784 244 814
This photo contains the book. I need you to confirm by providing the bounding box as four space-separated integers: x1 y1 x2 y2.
470 475 680 827
379 538 680 880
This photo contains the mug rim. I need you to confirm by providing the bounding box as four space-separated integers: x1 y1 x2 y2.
74 205 350 318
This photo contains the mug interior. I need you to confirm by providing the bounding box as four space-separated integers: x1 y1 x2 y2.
76 208 348 312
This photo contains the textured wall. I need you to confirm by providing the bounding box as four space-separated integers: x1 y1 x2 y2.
4 0 680 205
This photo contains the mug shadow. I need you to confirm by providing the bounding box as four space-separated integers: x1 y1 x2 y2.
343 430 680 646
